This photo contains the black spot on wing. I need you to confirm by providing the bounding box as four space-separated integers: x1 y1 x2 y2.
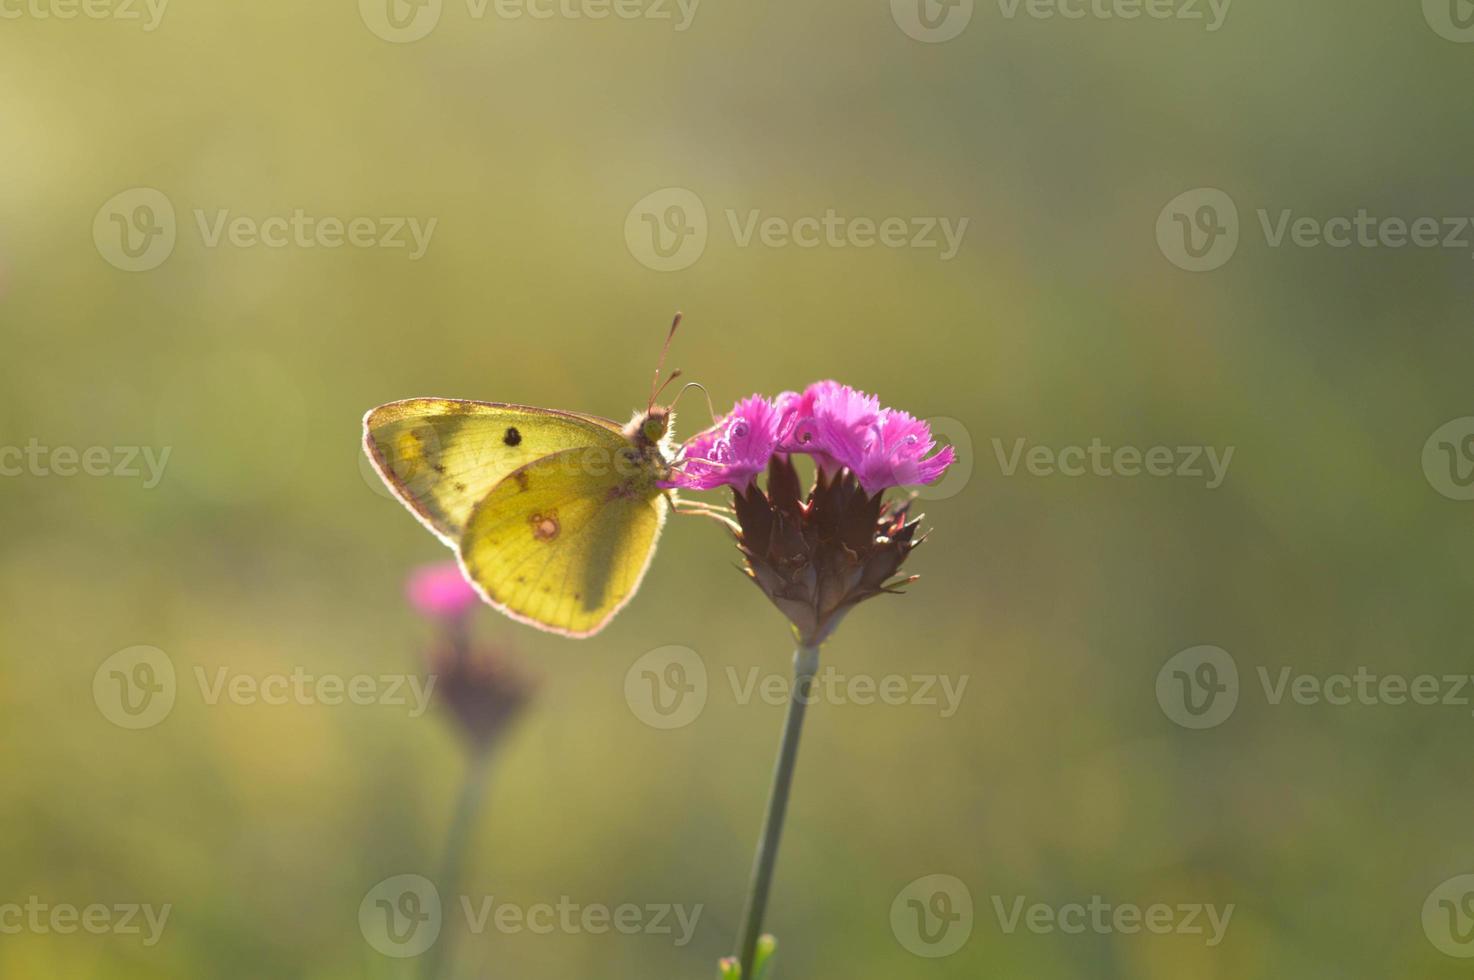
504 427 522 446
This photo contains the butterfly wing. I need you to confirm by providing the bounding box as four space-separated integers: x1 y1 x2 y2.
458 447 667 637
363 398 626 545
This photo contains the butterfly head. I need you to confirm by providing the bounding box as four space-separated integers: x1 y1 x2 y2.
640 405 672 445
626 403 677 458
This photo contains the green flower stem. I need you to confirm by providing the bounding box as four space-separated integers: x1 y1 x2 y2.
735 644 820 978
422 747 495 980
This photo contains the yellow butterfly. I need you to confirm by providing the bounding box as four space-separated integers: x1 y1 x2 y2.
363 316 699 637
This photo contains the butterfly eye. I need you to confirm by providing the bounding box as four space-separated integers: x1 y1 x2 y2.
729 419 750 440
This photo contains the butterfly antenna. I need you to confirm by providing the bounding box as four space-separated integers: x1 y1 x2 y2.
652 368 684 405
671 381 718 425
648 312 683 410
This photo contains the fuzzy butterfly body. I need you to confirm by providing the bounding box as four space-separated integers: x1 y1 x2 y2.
364 396 677 637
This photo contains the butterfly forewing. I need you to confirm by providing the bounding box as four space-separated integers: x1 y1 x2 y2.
363 398 626 544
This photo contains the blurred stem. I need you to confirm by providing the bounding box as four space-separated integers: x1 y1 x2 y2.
422 747 494 980
735 644 820 978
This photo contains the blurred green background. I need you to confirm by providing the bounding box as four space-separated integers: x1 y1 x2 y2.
4 0 1474 976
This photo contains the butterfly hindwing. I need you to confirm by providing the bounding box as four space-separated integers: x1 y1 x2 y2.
363 398 627 544
458 447 667 637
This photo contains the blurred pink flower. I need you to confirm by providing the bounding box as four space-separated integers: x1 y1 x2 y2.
406 562 481 619
424 639 536 750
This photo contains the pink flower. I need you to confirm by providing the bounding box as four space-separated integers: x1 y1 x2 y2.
406 562 481 619
844 408 956 495
781 381 954 495
779 381 880 471
664 395 789 491
670 382 955 497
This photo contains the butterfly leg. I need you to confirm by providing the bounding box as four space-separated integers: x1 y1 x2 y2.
667 491 740 530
